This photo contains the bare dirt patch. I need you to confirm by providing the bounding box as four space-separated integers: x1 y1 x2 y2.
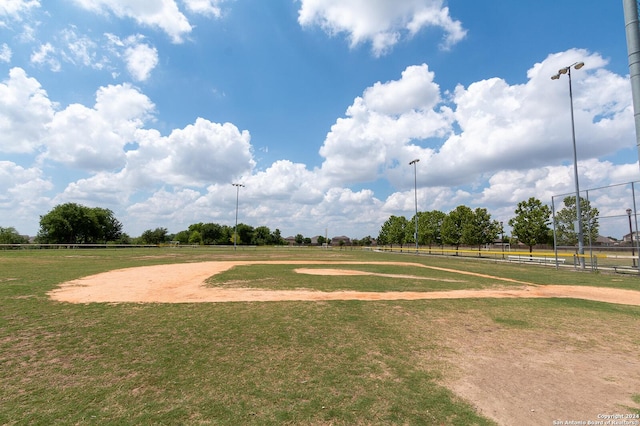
48 260 640 306
47 260 640 425
295 267 467 282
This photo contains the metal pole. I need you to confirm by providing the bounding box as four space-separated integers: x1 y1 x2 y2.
500 221 504 260
567 67 585 269
552 196 559 269
409 159 420 253
627 208 635 267
232 183 244 251
623 0 640 171
633 182 640 270
586 190 594 270
552 63 585 269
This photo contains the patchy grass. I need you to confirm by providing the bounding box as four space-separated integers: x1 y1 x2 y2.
0 299 492 424
491 317 531 328
1 247 639 424
206 263 500 292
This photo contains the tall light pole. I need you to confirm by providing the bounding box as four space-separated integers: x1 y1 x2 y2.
232 183 244 251
623 0 640 171
500 221 505 260
551 61 585 268
409 159 420 253
627 208 636 267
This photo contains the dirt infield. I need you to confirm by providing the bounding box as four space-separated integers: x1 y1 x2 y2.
48 260 640 306
47 260 640 425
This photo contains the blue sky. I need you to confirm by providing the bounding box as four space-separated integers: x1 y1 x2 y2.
1 0 638 240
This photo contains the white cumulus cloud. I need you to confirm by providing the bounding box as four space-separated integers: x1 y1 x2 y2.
124 118 255 188
0 161 53 232
70 0 192 43
298 0 466 56
124 42 158 81
43 83 155 171
0 67 55 153
183 0 227 17
319 63 453 185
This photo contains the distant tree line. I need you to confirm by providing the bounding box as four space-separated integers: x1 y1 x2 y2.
143 222 286 246
140 226 374 247
2 197 599 248
378 206 502 253
377 196 599 253
21 203 377 246
26 202 288 246
0 227 29 244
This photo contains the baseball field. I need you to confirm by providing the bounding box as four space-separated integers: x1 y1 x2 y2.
1 247 639 425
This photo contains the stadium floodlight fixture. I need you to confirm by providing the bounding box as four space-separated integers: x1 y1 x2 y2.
409 159 420 253
551 62 584 80
232 183 245 251
551 61 585 268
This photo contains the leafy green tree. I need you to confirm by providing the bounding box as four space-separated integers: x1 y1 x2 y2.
115 233 131 244
391 216 409 248
441 205 473 252
201 223 224 244
360 235 373 246
92 207 123 242
271 228 284 245
463 208 500 251
317 235 326 246
295 234 304 245
405 217 418 246
220 225 233 245
378 215 409 249
509 197 551 253
186 223 223 244
554 196 599 246
37 203 92 243
252 226 272 245
0 227 29 244
140 227 168 245
415 210 446 247
37 203 123 244
174 230 191 244
188 223 203 235
235 223 254 245
188 230 203 245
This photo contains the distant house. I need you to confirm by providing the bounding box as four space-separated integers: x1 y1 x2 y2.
331 236 351 246
310 236 322 245
622 232 640 243
594 235 617 246
284 236 297 245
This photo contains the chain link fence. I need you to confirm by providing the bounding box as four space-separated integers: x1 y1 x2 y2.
552 181 640 273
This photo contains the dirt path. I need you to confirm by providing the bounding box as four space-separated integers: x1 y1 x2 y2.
47 260 640 425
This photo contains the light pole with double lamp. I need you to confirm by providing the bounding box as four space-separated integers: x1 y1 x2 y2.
551 61 585 268
232 183 245 251
409 159 420 253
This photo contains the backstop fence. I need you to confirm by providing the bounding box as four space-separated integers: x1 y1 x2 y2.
551 180 640 273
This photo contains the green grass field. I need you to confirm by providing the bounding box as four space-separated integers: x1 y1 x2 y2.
1 247 639 425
